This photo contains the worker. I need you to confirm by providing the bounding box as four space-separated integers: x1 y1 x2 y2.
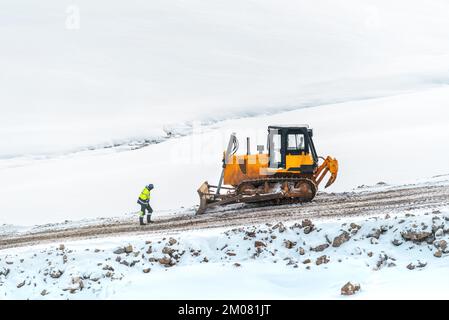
137 184 153 225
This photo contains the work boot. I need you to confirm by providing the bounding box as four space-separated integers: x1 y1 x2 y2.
146 215 152 223
139 217 145 226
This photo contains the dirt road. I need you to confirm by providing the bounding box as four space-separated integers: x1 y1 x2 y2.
1 181 448 250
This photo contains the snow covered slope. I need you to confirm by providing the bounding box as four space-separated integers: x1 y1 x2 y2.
1 208 449 299
1 86 448 225
2 0 449 157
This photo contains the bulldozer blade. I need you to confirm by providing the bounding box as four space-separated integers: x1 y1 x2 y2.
197 181 242 214
197 181 211 214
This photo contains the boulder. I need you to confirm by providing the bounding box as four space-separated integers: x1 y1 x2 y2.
311 243 329 252
302 219 313 228
0 267 10 277
50 269 63 279
341 282 361 296
303 226 313 234
286 259 295 266
246 231 256 238
102 265 114 271
59 244 65 251
316 255 330 265
162 247 175 255
368 229 382 239
401 231 433 243
350 223 361 231
120 260 130 267
435 228 444 238
302 220 314 233
71 277 84 290
254 241 266 248
143 268 151 273
391 239 403 246
124 245 133 254
158 257 172 266
375 253 389 270
168 238 177 246
272 223 286 233
332 232 350 247
129 260 140 267
284 240 296 249
298 247 305 255
434 250 443 258
417 261 427 268
113 247 126 255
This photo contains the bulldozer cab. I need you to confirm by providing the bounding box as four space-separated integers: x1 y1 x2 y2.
267 125 318 169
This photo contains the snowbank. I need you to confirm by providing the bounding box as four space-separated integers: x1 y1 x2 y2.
1 208 449 299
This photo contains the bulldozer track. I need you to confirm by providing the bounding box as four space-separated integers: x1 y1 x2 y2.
1 182 449 250
237 177 317 203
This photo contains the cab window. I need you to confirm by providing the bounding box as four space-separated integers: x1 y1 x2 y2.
272 133 282 164
268 130 282 167
287 134 305 151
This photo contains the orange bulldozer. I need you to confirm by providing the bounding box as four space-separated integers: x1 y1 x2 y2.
197 125 338 214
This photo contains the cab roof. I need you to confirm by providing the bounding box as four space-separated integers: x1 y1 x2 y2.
268 125 310 130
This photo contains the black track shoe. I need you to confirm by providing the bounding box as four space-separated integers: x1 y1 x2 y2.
146 215 152 224
139 217 145 226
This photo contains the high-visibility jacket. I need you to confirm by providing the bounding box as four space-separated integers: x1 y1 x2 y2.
138 187 151 204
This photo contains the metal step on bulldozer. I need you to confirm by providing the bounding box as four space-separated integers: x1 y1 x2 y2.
197 125 338 214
